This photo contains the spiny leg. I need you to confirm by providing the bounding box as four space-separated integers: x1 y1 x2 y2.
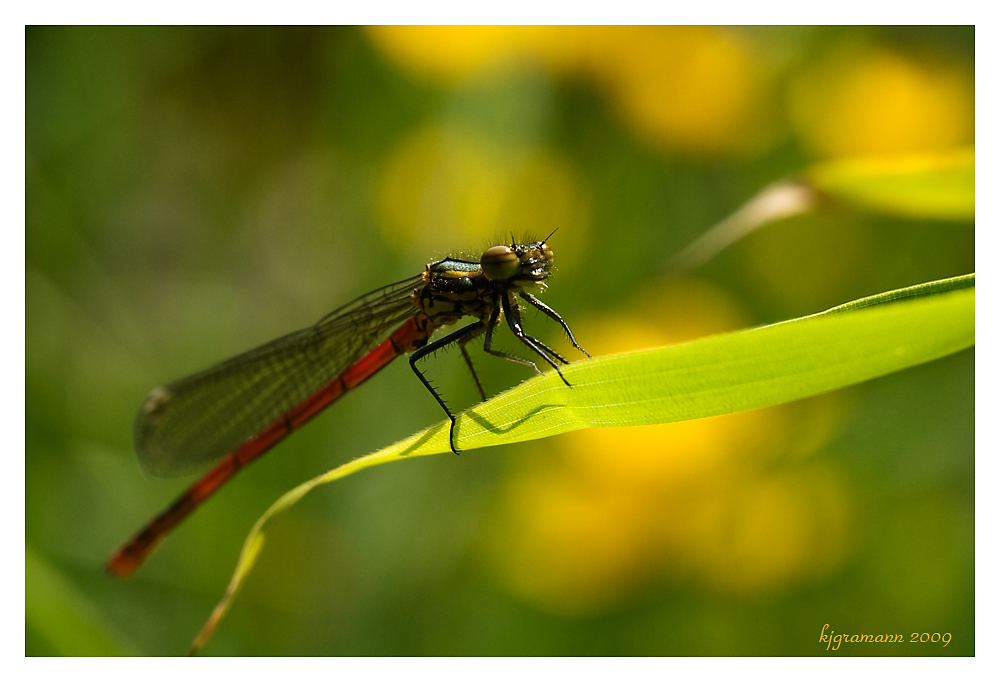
457 325 488 402
519 291 591 358
410 320 486 454
482 300 542 373
500 295 571 387
488 308 571 367
525 335 570 366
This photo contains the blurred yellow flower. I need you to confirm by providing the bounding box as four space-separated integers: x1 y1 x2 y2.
587 27 765 156
490 465 660 615
367 26 769 157
789 48 974 158
366 26 564 82
695 463 851 593
377 124 588 256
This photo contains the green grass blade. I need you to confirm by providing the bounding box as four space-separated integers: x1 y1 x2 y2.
440 275 974 452
820 273 975 314
192 275 974 653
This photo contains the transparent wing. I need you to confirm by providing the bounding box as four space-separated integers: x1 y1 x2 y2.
135 275 423 477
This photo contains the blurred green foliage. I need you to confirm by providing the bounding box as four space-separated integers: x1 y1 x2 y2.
26 26 973 655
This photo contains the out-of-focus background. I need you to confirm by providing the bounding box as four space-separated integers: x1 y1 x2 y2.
26 26 974 656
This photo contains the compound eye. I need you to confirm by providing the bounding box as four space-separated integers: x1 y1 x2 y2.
481 245 519 281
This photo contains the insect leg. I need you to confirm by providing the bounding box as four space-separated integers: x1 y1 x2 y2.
410 320 486 454
500 295 571 387
519 291 591 358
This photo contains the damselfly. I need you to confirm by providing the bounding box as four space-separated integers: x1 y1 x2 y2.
108 237 589 576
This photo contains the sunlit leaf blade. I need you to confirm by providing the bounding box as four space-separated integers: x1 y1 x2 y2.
807 148 975 220
442 274 975 452
192 274 974 653
821 272 975 314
